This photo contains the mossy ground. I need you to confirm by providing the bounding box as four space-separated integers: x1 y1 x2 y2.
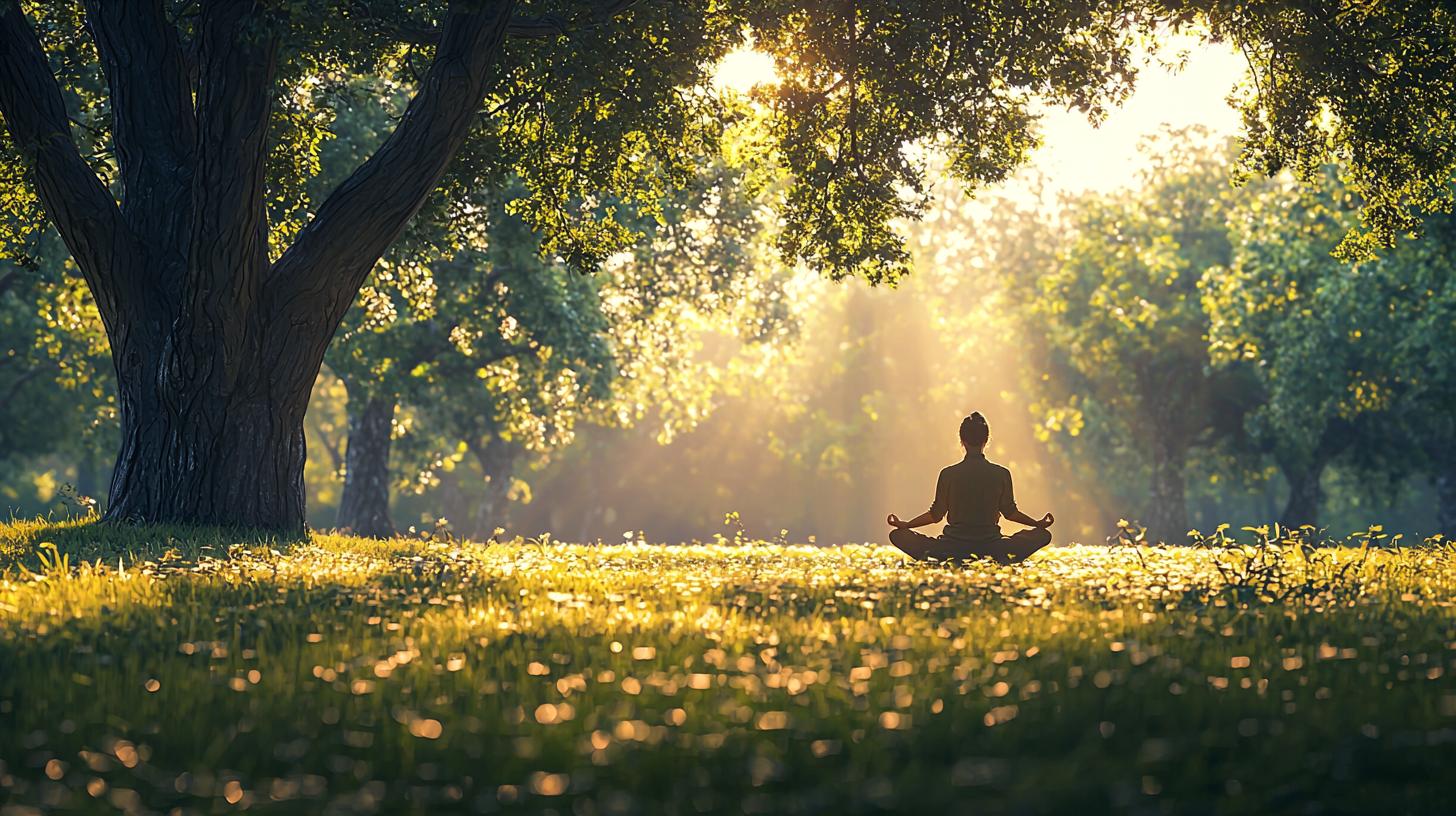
1 518 1453 815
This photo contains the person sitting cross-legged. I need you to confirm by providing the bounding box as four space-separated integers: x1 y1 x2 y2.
887 412 1053 565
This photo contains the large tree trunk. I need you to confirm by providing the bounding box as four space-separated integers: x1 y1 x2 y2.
105 344 317 532
0 1 518 533
336 392 396 538
1145 436 1189 545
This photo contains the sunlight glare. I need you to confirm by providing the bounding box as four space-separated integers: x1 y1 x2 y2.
714 47 778 93
1029 35 1246 195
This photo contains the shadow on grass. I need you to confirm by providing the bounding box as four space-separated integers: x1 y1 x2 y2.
0 513 308 572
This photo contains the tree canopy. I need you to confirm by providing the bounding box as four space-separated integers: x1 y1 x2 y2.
1205 170 1456 527
1171 0 1456 258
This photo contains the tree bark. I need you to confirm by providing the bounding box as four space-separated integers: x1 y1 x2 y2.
106 352 313 530
81 0 196 262
102 1 298 532
337 391 396 538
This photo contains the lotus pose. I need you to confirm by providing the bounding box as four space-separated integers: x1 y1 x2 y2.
887 412 1054 565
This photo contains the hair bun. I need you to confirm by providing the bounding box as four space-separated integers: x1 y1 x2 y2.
960 412 990 448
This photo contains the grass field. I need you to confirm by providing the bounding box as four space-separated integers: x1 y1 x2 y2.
1 519 1454 815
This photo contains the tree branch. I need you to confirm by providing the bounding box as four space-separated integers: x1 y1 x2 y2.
268 0 518 365
81 0 196 260
0 2 142 332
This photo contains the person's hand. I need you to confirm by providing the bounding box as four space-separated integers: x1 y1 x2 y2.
1037 512 1054 529
886 513 906 529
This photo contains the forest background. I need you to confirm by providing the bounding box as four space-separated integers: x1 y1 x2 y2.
3 36 1450 546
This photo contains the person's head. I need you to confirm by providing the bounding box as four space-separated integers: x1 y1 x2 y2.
959 412 989 452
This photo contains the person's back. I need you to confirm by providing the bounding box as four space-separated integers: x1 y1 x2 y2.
886 412 1054 565
934 454 1015 545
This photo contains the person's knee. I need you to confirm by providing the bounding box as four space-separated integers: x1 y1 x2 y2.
889 528 914 547
1030 527 1052 546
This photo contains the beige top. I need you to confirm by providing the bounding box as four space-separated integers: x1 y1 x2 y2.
929 452 1018 544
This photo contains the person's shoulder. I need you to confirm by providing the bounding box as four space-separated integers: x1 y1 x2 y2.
987 459 1013 477
940 459 969 477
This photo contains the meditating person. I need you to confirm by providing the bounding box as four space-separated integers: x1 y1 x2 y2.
887 412 1054 565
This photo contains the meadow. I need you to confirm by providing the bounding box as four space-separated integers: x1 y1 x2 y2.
1 519 1453 815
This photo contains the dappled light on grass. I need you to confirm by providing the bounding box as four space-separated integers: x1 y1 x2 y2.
1 524 1454 813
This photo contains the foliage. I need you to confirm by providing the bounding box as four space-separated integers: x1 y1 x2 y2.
1174 0 1456 259
1204 171 1456 519
1 521 1454 813
6 2 1452 283
1023 130 1254 539
743 0 1152 281
321 113 798 529
0 232 113 466
1381 215 1456 495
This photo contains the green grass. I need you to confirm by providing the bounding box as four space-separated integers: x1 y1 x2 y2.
1 519 1453 815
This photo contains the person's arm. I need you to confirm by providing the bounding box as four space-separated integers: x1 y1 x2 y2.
888 471 947 529
1004 508 1054 529
1000 470 1053 529
887 509 942 530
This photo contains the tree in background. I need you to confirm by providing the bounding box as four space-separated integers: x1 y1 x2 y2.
1385 214 1456 533
1206 177 1456 530
326 139 792 537
1027 132 1254 542
0 225 113 506
337 224 612 538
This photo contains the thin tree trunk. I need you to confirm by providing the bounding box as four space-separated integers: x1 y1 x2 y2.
1135 360 1204 545
1280 461 1324 530
468 435 518 537
337 392 396 538
1145 438 1189 545
576 476 601 544
1434 462 1456 537
75 447 98 504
